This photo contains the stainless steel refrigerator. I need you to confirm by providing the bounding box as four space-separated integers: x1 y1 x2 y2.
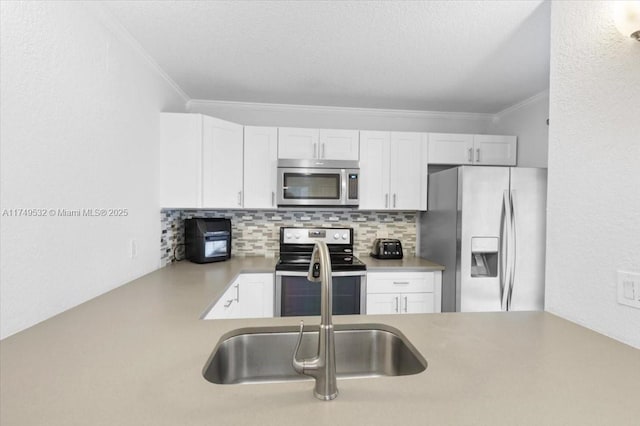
418 166 547 312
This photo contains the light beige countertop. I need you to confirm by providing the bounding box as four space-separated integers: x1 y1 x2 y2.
360 255 445 271
1 258 639 426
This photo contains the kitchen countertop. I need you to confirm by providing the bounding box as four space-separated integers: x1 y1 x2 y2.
360 255 445 271
1 258 639 426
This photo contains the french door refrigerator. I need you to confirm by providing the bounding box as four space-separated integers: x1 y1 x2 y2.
418 166 547 312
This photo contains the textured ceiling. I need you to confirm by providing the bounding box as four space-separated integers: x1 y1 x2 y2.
101 0 550 113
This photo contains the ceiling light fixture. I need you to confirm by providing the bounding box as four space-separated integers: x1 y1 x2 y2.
613 1 640 41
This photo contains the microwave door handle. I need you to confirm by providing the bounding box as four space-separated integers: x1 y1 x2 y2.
341 169 347 205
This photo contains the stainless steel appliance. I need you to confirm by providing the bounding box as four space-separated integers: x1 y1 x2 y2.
276 159 359 207
370 238 403 259
275 227 366 316
184 218 232 263
419 166 547 312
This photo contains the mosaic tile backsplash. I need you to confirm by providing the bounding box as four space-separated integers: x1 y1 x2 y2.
160 209 418 266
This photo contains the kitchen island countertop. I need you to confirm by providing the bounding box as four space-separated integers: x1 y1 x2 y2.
1 258 639 426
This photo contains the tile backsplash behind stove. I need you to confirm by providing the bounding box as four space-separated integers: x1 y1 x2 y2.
160 209 418 266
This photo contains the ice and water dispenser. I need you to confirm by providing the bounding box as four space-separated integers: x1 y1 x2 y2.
470 237 499 277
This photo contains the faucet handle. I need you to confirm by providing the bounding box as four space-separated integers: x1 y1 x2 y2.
292 320 305 374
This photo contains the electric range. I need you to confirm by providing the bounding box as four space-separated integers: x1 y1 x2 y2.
274 227 366 316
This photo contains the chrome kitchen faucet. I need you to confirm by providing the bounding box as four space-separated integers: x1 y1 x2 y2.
292 241 338 401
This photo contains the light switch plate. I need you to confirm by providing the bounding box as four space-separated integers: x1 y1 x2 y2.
617 270 640 309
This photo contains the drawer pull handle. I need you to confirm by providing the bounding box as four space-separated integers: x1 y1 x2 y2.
393 281 410 285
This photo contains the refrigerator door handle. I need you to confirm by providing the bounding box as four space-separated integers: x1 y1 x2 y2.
506 190 518 310
500 190 512 311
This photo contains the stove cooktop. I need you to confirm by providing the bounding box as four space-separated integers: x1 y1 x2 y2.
275 255 366 272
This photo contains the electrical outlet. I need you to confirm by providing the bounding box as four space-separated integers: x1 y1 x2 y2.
129 239 138 260
617 270 640 309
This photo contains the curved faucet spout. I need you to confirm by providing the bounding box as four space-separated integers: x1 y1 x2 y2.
292 241 338 401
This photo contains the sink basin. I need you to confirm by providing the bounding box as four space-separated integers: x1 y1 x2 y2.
203 323 427 385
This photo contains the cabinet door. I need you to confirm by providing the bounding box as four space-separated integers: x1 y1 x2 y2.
401 292 435 314
205 281 241 319
202 117 244 208
159 113 203 208
244 127 278 208
367 272 435 294
319 129 359 160
366 293 401 315
277 127 319 159
389 132 428 210
428 133 474 165
358 131 391 210
237 273 274 318
473 135 517 166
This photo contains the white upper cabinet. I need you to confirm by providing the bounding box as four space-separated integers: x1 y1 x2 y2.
318 129 359 160
277 127 319 159
202 116 244 208
278 127 359 160
243 126 278 209
428 133 474 165
359 131 428 211
472 135 517 166
159 113 204 208
429 133 517 166
159 113 243 209
359 131 391 210
389 132 428 210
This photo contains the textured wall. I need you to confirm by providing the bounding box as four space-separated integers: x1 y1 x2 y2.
490 92 550 168
546 1 640 348
0 2 186 339
161 209 418 266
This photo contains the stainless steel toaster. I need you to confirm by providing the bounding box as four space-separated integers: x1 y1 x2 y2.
369 238 403 259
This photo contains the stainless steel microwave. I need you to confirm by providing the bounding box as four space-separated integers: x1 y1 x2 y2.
276 159 359 207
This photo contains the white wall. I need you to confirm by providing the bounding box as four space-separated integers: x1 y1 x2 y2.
545 1 640 348
188 99 493 134
0 2 187 339
490 91 549 168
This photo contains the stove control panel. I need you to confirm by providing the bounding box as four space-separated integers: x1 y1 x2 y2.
282 227 352 245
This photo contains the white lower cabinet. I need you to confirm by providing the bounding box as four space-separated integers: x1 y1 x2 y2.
204 273 274 319
366 271 442 314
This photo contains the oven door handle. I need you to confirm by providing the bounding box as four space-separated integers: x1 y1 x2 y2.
275 270 366 277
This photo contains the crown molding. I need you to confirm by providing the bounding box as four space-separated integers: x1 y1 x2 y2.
493 90 549 122
88 3 190 104
187 99 494 121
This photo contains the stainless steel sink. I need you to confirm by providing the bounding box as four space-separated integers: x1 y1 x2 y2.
203 323 427 385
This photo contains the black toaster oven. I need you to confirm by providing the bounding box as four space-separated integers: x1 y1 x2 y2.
185 218 232 263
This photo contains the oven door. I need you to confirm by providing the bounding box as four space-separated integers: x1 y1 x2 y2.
275 271 366 316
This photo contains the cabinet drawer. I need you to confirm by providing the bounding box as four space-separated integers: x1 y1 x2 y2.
366 272 435 294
